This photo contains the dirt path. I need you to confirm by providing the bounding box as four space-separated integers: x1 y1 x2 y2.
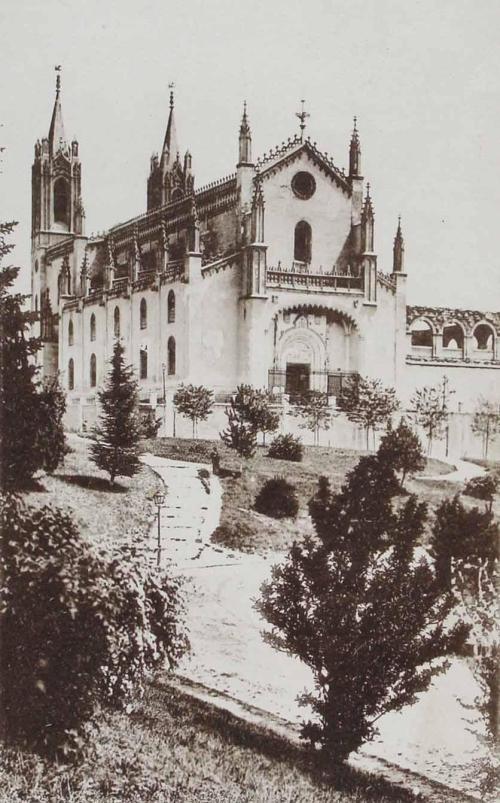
141 453 492 801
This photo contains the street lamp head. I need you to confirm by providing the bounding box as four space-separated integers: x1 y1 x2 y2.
153 490 166 507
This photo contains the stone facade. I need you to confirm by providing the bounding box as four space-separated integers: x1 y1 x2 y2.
31 80 499 441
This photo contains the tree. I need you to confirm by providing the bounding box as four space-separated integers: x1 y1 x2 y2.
378 419 426 488
291 390 334 446
431 495 498 591
257 448 467 766
409 378 451 456
0 220 67 489
463 475 498 513
220 384 265 458
0 494 188 759
338 375 399 450
249 389 280 445
471 397 500 460
173 383 214 438
90 340 142 486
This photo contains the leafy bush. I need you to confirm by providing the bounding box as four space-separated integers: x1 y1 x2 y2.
0 495 188 760
254 477 299 519
268 433 304 462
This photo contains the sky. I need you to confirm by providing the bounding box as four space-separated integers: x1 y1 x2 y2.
1 0 499 308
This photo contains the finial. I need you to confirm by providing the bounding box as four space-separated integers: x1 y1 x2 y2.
295 99 310 141
353 115 357 130
55 64 62 96
366 181 370 198
168 82 175 109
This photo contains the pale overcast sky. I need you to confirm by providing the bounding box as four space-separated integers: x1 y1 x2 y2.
2 0 499 308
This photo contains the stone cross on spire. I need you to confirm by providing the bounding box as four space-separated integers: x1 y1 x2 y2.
296 99 310 141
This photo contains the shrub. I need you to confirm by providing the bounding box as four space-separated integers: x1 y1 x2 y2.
268 433 304 462
377 419 425 487
254 477 299 519
0 495 188 760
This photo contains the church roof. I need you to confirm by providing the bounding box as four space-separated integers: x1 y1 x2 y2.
256 134 350 195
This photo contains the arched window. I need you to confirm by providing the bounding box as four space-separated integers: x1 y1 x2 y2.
68 358 74 390
114 306 120 338
34 294 38 312
473 323 494 352
68 319 74 346
140 298 147 330
168 290 175 323
442 323 464 352
53 178 70 226
168 336 176 375
294 221 312 263
410 319 433 348
90 353 97 388
90 313 96 341
140 348 148 379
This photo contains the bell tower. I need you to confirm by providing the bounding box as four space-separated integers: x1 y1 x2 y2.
31 68 85 377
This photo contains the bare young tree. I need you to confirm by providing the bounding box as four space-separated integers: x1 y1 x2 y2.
471 397 500 460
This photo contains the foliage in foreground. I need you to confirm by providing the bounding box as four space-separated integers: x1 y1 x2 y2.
173 383 214 438
463 475 498 512
257 447 468 764
0 221 67 489
90 340 143 486
0 494 188 760
268 433 304 462
338 375 399 450
254 476 299 519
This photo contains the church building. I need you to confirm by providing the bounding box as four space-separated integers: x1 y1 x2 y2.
31 74 500 439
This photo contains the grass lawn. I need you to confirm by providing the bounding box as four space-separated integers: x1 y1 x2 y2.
0 680 423 803
25 434 162 553
144 437 458 553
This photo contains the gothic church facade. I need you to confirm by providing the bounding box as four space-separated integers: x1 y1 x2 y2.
31 77 500 438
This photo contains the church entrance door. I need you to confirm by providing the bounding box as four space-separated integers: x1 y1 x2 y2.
285 362 310 396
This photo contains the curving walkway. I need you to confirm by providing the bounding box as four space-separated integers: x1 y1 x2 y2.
141 453 491 801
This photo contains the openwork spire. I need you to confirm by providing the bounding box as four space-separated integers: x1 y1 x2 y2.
393 215 405 272
349 116 361 178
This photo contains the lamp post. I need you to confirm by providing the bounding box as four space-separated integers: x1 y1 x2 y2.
153 489 166 567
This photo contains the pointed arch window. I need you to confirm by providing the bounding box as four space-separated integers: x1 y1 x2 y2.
140 298 147 330
90 353 97 388
168 336 176 375
68 318 74 346
68 358 74 390
168 290 176 323
294 221 312 264
114 306 120 338
140 348 148 379
53 178 70 227
90 313 96 341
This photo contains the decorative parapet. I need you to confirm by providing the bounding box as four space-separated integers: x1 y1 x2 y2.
266 264 363 294
377 271 396 292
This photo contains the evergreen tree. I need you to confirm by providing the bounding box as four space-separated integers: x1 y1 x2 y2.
220 384 263 458
257 447 467 765
0 220 67 489
90 340 142 486
378 419 426 488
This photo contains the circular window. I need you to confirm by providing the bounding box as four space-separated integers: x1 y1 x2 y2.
291 171 316 200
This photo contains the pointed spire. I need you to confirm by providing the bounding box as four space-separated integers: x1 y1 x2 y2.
349 116 361 178
48 66 67 154
238 101 252 165
161 83 179 169
362 182 374 218
361 183 375 252
393 215 405 272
